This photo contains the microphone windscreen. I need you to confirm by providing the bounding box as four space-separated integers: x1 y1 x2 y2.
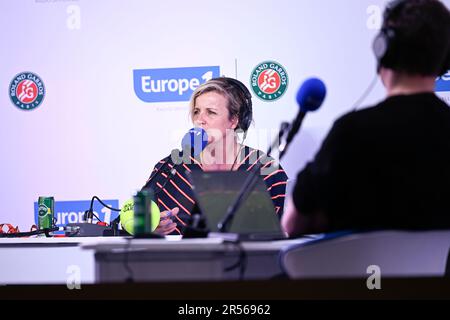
181 127 209 157
296 78 327 112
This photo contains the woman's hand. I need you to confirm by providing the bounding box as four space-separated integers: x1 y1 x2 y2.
154 207 179 235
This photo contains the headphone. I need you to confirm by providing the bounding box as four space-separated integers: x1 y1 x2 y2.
221 77 253 132
373 0 450 76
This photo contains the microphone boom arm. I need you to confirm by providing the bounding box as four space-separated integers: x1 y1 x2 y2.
279 111 306 159
217 122 290 233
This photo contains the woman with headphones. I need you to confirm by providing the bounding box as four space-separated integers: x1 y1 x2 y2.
145 77 288 235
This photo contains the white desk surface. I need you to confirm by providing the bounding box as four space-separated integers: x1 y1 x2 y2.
0 236 116 245
0 234 320 249
80 236 319 252
0 235 321 284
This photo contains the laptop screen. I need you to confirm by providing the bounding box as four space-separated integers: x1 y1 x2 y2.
187 170 286 238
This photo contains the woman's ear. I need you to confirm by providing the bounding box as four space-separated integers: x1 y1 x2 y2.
231 115 239 130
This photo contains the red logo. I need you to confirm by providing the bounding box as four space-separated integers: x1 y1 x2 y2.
16 80 39 104
257 69 281 94
250 61 288 101
9 72 45 110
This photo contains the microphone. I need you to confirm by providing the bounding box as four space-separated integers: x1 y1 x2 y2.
142 128 208 192
181 127 209 158
279 78 326 158
217 77 326 234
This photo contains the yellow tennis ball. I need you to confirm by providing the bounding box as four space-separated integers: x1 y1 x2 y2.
120 198 160 234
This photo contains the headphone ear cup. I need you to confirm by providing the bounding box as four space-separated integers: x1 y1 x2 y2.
240 94 252 132
223 77 253 132
373 31 388 64
237 107 248 132
374 0 406 71
373 28 397 70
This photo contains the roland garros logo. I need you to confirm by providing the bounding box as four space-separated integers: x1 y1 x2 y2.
9 72 45 111
250 61 288 101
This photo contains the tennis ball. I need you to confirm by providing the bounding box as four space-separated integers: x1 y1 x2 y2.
120 198 160 234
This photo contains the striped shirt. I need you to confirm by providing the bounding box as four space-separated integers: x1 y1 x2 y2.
143 146 288 235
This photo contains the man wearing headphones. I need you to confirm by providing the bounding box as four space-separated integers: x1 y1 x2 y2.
145 77 288 235
282 0 450 237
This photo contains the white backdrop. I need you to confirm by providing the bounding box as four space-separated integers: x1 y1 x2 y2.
1 0 449 230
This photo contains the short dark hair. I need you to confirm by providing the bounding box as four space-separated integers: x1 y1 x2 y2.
382 0 450 76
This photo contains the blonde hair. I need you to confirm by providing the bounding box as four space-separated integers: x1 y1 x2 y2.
189 77 252 132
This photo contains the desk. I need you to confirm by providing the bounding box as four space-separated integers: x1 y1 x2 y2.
81 237 313 283
0 237 100 285
0 236 314 284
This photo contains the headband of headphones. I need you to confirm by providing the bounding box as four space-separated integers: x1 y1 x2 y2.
221 77 253 132
373 0 450 76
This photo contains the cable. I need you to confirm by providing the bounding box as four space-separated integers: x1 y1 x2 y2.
0 227 59 238
351 73 379 112
123 238 134 283
230 144 245 172
223 240 248 280
89 196 121 213
85 196 121 224
142 158 172 191
92 212 103 223
154 164 177 197
230 131 248 172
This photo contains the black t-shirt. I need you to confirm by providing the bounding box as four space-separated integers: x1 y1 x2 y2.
293 93 450 231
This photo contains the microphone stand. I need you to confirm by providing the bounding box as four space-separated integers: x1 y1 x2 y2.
138 147 200 237
217 122 290 233
279 111 306 159
141 157 174 191
109 156 176 236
